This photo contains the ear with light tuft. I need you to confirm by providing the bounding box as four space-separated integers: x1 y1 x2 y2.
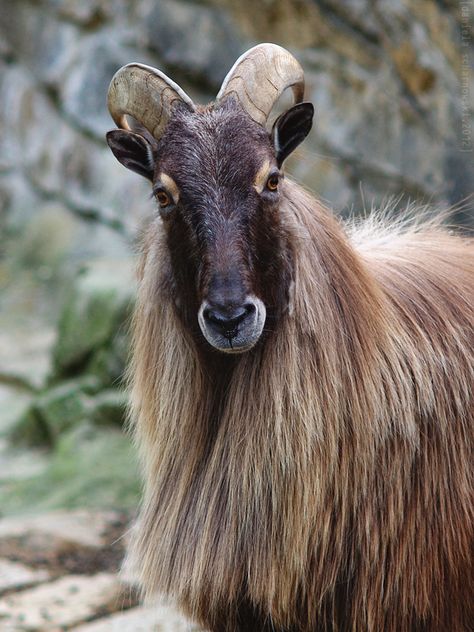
272 102 314 167
106 129 155 181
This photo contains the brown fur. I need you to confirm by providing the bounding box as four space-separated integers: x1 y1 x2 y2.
127 181 473 631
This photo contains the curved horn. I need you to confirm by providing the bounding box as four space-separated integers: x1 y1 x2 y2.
107 63 195 140
216 43 305 126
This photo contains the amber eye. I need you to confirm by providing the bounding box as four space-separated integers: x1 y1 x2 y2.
155 190 171 207
266 173 279 191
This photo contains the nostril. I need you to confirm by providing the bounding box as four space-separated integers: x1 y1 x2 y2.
202 307 214 324
244 302 256 316
204 304 251 334
229 307 248 326
203 308 228 326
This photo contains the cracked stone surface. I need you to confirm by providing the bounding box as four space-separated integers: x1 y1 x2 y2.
71 604 203 631
0 510 121 549
0 559 50 595
0 510 203 630
0 573 124 630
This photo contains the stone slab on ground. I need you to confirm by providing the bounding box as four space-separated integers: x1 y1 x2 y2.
0 509 120 549
0 559 50 594
0 572 124 631
72 603 204 631
0 509 127 577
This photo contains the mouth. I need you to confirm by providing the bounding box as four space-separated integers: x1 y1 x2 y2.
197 296 266 354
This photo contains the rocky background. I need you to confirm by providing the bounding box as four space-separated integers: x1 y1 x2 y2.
0 0 472 629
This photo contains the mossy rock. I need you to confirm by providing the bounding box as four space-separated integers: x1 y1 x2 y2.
10 406 52 446
89 389 128 427
86 327 129 387
52 259 134 378
10 376 102 446
36 381 91 438
0 425 141 515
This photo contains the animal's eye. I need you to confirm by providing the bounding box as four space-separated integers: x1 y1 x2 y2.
266 173 279 191
155 190 171 207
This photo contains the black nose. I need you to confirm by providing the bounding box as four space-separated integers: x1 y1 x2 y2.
203 303 255 338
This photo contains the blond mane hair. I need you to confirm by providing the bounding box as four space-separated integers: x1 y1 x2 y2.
127 180 473 631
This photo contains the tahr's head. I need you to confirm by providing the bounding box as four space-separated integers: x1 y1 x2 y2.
106 44 313 354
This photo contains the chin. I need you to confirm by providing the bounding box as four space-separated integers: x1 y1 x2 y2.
208 335 261 354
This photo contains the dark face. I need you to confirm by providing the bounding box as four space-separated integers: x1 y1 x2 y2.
107 99 313 353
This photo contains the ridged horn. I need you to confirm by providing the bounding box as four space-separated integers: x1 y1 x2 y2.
216 43 305 126
107 63 195 140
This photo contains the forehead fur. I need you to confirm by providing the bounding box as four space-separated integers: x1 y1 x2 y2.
155 101 275 191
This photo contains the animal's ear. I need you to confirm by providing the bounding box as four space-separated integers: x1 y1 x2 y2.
106 129 156 181
271 102 314 167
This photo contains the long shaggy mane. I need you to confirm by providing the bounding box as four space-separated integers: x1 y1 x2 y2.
126 180 474 631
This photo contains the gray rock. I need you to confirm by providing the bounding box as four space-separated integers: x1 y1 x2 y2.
0 386 33 437
142 0 243 89
0 573 123 630
89 389 128 427
8 407 50 447
86 334 129 386
0 427 140 514
8 205 77 275
0 560 50 595
53 259 134 376
0 509 122 548
50 0 116 28
34 380 93 437
0 439 49 494
59 33 147 138
0 327 56 392
71 603 204 631
0 2 80 87
10 376 103 445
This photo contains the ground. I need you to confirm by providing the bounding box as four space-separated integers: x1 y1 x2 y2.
0 509 204 630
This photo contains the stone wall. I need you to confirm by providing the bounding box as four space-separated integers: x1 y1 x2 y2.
1 0 473 268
